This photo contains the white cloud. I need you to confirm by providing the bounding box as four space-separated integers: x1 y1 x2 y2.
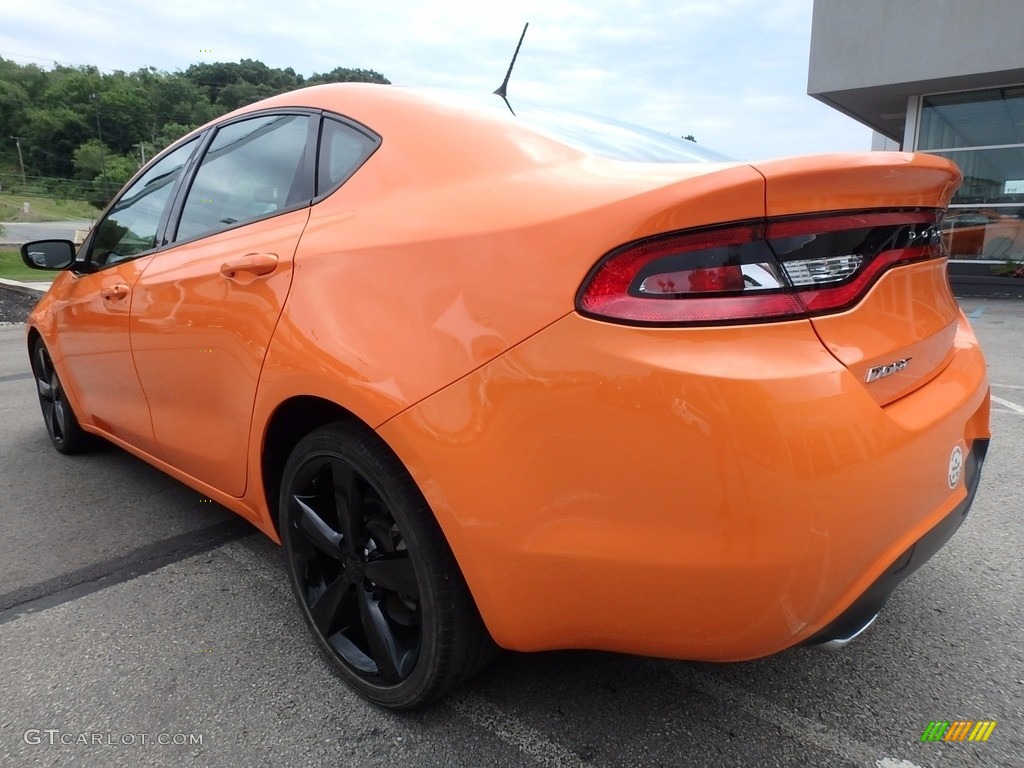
1 0 872 158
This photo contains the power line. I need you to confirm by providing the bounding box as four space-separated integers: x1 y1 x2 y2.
0 171 114 188
0 49 78 67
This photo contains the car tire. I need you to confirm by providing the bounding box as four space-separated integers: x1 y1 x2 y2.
30 339 89 455
278 421 495 709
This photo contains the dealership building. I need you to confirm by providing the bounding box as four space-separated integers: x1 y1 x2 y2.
808 0 1024 275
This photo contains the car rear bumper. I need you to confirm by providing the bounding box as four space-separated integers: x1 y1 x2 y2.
802 437 989 648
379 308 991 660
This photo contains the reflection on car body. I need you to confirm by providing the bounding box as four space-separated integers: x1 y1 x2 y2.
942 206 1024 259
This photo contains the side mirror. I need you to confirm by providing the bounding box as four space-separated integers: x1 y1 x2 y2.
20 240 77 270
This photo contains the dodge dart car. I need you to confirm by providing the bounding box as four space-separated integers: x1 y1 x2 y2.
21 84 990 708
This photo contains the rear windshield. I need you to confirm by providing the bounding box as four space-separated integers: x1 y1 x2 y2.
510 101 733 164
410 88 732 164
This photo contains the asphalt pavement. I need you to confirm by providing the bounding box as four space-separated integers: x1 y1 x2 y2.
0 301 1021 768
0 220 95 246
0 219 77 303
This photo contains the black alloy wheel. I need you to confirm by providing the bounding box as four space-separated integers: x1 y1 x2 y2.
31 339 88 454
279 422 494 709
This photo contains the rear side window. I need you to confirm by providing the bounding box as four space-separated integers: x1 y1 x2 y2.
317 117 379 195
175 114 312 242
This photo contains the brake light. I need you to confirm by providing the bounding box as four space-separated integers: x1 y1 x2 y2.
767 212 942 314
577 210 944 325
679 266 744 292
577 223 804 324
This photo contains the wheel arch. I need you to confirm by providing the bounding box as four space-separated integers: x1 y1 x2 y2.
260 395 362 535
259 394 495 634
25 325 42 357
273 411 497 705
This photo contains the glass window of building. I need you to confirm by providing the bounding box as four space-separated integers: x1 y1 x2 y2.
918 87 1024 261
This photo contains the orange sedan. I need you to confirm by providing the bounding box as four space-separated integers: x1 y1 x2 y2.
21 84 990 708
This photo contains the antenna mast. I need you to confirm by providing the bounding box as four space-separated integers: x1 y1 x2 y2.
494 22 529 112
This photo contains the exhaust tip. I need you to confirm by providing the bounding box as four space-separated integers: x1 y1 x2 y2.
809 612 878 652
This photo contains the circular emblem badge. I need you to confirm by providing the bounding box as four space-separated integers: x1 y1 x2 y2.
948 445 963 489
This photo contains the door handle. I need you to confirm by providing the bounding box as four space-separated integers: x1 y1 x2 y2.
101 283 129 301
220 253 279 281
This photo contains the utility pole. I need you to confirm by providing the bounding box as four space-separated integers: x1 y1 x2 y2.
90 93 107 198
10 136 26 185
134 142 147 166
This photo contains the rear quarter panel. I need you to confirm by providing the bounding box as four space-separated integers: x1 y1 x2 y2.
377 310 989 660
254 126 766 431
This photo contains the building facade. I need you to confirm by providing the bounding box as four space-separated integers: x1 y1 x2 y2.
808 0 1024 265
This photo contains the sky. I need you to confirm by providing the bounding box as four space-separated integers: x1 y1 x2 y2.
1 0 873 160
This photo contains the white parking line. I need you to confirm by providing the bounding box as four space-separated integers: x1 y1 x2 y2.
992 395 1024 415
455 661 940 767
666 664 890 766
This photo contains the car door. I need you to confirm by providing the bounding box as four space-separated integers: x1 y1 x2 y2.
51 137 201 453
129 112 316 497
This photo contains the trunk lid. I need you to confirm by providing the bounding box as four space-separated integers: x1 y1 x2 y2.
753 153 963 406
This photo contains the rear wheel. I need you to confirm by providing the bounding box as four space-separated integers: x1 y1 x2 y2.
278 422 494 709
30 339 88 454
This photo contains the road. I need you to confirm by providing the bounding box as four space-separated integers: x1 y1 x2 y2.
0 220 95 246
0 301 1021 768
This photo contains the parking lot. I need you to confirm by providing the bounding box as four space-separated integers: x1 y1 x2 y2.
0 298 1021 768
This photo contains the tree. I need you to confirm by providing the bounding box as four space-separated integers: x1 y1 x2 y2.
89 155 137 208
24 106 90 176
218 80 276 111
0 80 30 137
98 85 154 152
0 57 391 199
72 139 107 179
307 67 390 85
153 122 197 153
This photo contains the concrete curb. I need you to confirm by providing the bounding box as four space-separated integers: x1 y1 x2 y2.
0 278 49 297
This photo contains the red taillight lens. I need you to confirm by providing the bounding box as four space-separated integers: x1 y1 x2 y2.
577 223 805 324
767 211 943 314
682 266 744 292
577 210 945 326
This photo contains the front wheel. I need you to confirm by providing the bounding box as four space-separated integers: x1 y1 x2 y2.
278 422 494 708
30 339 89 454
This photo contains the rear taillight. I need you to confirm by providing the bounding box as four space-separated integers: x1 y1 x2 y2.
577 210 945 325
576 223 805 324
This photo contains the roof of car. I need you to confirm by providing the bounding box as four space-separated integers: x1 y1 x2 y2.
217 83 732 165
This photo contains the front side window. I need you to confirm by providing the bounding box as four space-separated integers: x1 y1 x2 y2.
90 137 200 267
174 114 312 243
